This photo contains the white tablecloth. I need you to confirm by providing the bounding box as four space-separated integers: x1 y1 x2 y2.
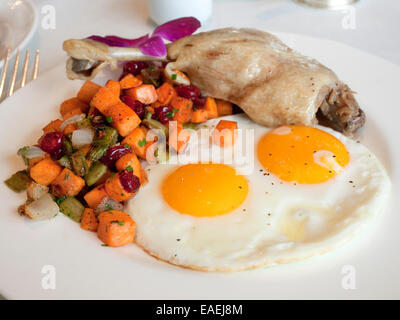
33 0 400 76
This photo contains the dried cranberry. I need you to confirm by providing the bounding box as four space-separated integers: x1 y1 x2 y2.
153 105 173 124
119 170 140 193
123 61 149 76
193 96 206 107
121 95 145 119
40 131 64 159
175 84 201 100
101 145 132 168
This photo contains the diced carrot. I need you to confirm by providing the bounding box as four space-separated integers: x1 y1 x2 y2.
97 210 136 247
60 97 89 117
90 86 120 114
105 80 121 97
125 84 158 105
191 109 208 123
212 120 238 147
121 126 154 160
63 123 77 135
80 208 98 232
43 119 63 134
28 155 48 170
51 168 86 197
63 107 83 120
169 123 190 153
105 173 134 202
204 97 218 119
140 167 148 186
77 80 101 104
84 185 108 209
30 158 62 186
170 96 193 123
120 73 143 90
216 99 233 116
115 153 143 184
103 101 141 137
156 82 176 105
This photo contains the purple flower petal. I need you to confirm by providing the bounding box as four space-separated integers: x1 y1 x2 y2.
87 34 149 48
138 35 167 58
153 17 201 42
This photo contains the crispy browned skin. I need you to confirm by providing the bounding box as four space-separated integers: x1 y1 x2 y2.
167 28 365 135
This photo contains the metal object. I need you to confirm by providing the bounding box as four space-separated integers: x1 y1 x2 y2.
0 48 40 100
294 0 359 8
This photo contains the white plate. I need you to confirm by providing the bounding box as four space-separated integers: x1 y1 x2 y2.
0 32 399 300
0 0 38 66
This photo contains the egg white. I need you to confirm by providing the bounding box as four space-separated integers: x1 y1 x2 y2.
127 114 391 271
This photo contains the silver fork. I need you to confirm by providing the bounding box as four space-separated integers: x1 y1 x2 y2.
0 48 40 100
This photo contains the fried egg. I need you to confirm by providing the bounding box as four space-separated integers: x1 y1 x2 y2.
127 114 390 271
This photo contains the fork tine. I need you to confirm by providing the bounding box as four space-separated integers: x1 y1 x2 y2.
8 49 20 97
0 48 11 99
20 49 30 89
32 49 39 80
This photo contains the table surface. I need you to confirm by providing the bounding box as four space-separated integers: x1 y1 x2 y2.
31 0 400 77
1 0 399 300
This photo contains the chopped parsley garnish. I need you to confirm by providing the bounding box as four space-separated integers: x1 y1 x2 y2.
138 138 148 147
125 166 133 172
124 144 131 149
101 244 108 247
171 74 177 80
55 196 66 206
105 116 113 124
111 220 125 226
167 108 180 118
18 146 29 154
105 203 113 211
64 172 70 181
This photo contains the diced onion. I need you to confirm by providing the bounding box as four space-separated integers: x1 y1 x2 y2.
60 113 86 131
94 196 123 214
26 181 49 201
25 194 59 220
23 146 46 159
71 127 95 147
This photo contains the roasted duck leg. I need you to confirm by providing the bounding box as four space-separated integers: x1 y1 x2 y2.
63 28 365 135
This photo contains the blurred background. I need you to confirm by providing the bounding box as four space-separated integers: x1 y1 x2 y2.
0 0 398 84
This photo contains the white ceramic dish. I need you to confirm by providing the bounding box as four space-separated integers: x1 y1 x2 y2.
0 32 399 299
0 0 38 67
148 0 212 25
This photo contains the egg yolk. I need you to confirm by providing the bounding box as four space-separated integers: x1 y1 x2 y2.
257 125 350 184
162 163 248 217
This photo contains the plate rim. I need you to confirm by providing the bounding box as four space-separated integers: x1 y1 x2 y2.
0 31 399 300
